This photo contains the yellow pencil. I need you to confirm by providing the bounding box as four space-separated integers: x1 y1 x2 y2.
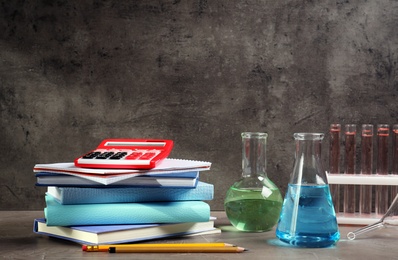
83 243 236 252
108 246 247 253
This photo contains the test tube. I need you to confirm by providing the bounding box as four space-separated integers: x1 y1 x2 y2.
359 124 373 214
391 124 398 203
376 124 390 215
329 124 341 213
344 124 357 214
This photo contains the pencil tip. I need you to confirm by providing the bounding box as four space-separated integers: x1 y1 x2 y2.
237 247 249 252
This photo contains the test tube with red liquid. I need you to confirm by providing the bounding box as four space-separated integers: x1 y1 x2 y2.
376 124 389 215
329 124 341 213
359 124 373 214
344 124 357 214
391 125 398 205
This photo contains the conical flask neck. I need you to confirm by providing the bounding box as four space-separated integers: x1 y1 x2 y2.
296 138 322 164
292 133 327 185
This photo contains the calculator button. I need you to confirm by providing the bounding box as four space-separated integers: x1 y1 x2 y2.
109 152 127 160
96 152 114 159
126 152 143 160
82 151 101 159
139 152 156 160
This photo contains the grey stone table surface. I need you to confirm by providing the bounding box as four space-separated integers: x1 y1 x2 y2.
0 211 397 259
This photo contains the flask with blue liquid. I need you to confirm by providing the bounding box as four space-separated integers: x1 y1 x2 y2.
276 133 340 247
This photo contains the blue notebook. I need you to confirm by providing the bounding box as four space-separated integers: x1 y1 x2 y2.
44 194 211 226
47 181 214 204
33 218 218 245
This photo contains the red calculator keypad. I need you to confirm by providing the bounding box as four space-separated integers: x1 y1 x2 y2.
74 139 173 169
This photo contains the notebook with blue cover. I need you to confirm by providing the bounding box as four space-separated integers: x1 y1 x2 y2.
47 181 213 204
33 218 218 245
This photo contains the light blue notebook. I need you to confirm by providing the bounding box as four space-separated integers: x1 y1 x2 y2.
44 194 211 226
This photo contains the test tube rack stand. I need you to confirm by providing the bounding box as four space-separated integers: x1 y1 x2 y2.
327 173 398 225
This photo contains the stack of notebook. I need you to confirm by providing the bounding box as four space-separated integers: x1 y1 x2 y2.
32 158 219 245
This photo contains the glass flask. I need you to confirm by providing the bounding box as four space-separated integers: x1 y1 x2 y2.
224 132 283 232
276 133 340 247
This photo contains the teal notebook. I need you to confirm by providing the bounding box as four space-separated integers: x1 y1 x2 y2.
47 181 214 204
44 194 211 226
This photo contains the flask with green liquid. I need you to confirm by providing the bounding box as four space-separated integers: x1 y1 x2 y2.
224 132 283 232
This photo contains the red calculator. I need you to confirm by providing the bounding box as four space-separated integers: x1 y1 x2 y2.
74 139 174 169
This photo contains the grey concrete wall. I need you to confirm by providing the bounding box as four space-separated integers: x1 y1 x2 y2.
0 0 397 210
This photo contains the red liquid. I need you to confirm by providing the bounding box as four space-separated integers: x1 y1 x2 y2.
376 127 389 214
391 129 398 206
345 132 356 174
344 131 356 213
360 131 373 214
393 129 398 174
361 132 373 175
329 125 341 213
377 132 389 175
329 127 341 174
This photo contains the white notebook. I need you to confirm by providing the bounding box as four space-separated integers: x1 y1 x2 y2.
34 159 211 185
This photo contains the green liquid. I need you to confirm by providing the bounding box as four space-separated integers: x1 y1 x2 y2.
224 187 283 232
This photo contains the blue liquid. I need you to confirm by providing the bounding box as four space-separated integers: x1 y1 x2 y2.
276 184 340 248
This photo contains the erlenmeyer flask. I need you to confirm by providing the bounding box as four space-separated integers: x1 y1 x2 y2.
347 193 398 240
224 132 283 232
276 133 340 247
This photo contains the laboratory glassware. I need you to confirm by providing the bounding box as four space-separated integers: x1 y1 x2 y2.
224 132 283 232
276 133 340 247
329 124 341 213
391 125 398 204
344 124 357 213
376 124 389 214
347 193 398 240
360 124 373 214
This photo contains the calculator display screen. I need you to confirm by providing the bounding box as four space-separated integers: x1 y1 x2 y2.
104 141 166 147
